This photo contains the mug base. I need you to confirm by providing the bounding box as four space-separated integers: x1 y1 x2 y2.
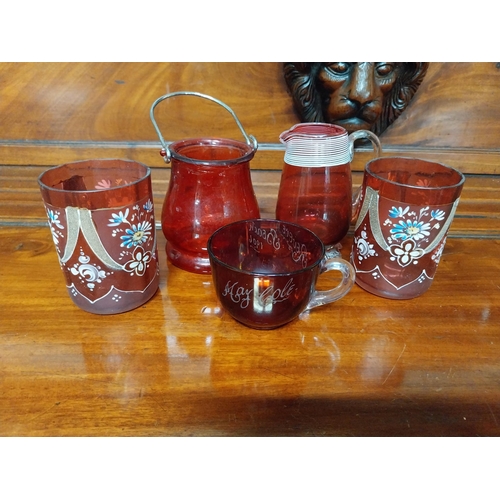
355 278 431 300
67 274 160 314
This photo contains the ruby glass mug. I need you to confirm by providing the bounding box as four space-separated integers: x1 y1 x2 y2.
38 159 160 314
351 157 465 299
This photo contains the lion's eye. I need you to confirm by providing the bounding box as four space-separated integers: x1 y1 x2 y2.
325 62 351 75
376 63 395 77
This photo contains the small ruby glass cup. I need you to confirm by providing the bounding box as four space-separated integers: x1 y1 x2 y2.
208 219 355 329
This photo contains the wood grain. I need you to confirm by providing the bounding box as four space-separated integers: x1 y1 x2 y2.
1 226 499 436
1 62 500 173
2 166 499 237
1 162 500 436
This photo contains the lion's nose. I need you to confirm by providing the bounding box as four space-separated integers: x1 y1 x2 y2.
347 63 375 106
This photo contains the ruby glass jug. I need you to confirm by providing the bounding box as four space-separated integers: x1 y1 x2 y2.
150 91 260 274
275 123 381 248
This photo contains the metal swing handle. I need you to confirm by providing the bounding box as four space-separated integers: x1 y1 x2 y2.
149 91 258 164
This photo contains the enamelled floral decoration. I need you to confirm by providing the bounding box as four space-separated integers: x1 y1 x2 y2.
108 199 155 276
383 206 447 267
355 204 448 268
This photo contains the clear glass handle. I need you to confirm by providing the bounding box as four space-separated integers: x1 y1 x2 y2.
305 256 355 311
348 129 381 160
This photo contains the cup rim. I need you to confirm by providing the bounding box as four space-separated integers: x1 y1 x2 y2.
37 158 151 194
207 218 326 277
365 156 465 190
168 137 256 167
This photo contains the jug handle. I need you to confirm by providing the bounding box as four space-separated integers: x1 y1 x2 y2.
348 130 382 223
149 91 258 163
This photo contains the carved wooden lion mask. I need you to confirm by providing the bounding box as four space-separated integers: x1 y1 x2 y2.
284 62 429 136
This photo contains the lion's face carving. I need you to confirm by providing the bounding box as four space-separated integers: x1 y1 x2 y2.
284 62 429 136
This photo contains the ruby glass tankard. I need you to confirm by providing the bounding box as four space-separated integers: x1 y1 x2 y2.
351 157 465 299
38 159 160 314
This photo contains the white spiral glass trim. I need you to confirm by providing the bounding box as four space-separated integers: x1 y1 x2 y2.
283 132 351 167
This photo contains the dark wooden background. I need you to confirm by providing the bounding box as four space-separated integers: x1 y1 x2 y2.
1 62 500 174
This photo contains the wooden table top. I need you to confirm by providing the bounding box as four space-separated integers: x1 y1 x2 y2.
1 165 500 436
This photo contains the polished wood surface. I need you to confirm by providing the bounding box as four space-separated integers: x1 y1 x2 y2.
1 165 499 436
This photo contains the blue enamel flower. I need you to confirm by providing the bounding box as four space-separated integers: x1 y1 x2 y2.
120 221 153 248
389 206 409 218
390 220 431 241
431 209 446 221
143 199 154 212
108 208 130 227
48 209 64 229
